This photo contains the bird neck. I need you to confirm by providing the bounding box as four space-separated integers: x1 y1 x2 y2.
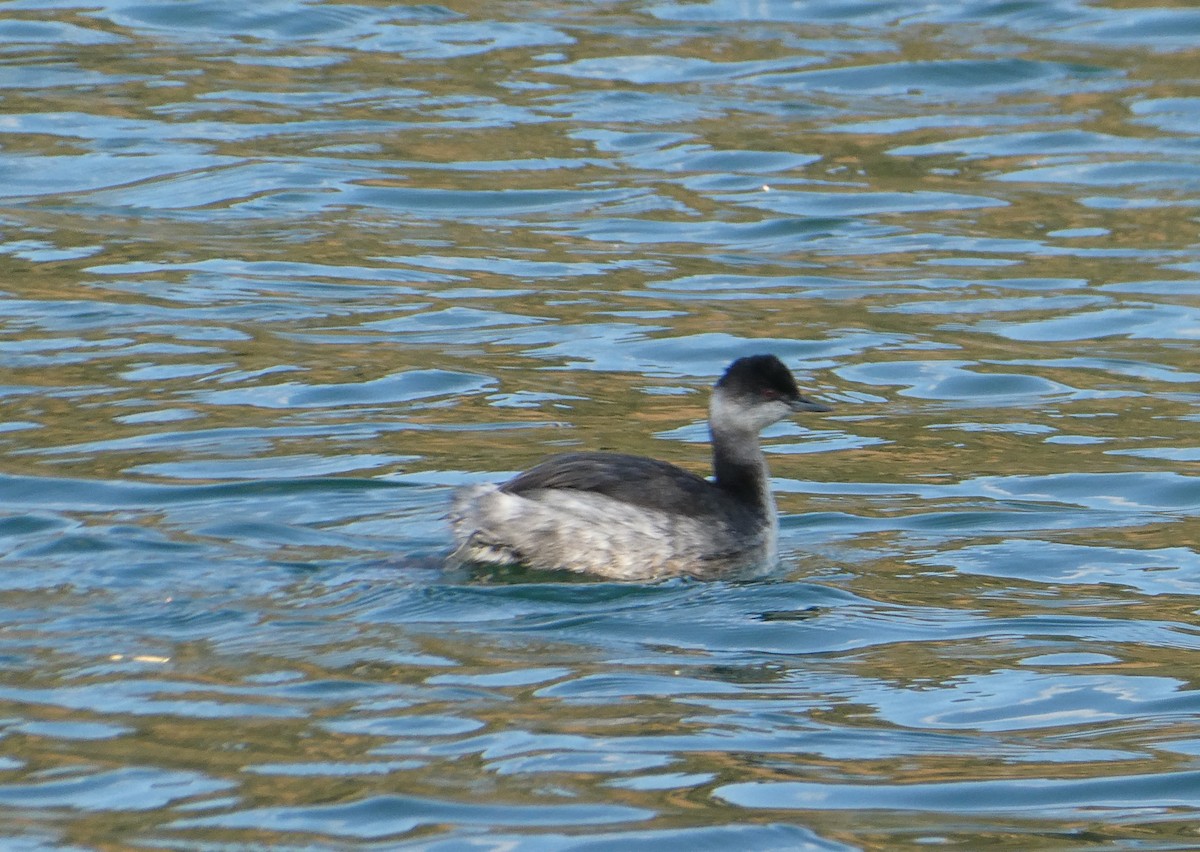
710 423 771 510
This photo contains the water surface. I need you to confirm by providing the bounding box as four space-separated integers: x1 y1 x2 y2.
2 0 1200 848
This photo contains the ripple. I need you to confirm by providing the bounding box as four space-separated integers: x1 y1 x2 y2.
542 54 815 85
890 128 1192 159
344 185 641 220
1131 97 1200 133
802 471 1200 514
409 824 850 851
99 0 424 43
722 188 1006 216
197 369 495 408
1067 8 1200 50
0 767 231 811
0 152 235 198
837 360 1082 403
358 20 574 58
916 540 1200 596
130 452 408 480
171 794 654 839
716 770 1200 817
13 720 132 740
996 160 1200 187
751 59 1117 97
0 19 124 45
4 0 1200 847
324 714 485 737
980 304 1200 341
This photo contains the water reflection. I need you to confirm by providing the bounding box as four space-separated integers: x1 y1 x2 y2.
1 0 1199 848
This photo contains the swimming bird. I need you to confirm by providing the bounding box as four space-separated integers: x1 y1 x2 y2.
448 354 830 580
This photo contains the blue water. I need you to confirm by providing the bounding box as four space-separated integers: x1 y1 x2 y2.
2 0 1200 848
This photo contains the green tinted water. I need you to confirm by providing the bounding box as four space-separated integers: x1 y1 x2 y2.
1 0 1200 848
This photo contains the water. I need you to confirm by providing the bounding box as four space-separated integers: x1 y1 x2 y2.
1 0 1199 847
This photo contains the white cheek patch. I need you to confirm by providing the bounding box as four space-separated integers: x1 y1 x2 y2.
709 393 791 435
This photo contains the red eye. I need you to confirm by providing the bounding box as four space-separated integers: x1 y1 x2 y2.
761 388 780 400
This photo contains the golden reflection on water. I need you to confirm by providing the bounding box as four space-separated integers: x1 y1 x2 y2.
3 0 1200 848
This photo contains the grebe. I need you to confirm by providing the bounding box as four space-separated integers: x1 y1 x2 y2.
448 354 830 580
